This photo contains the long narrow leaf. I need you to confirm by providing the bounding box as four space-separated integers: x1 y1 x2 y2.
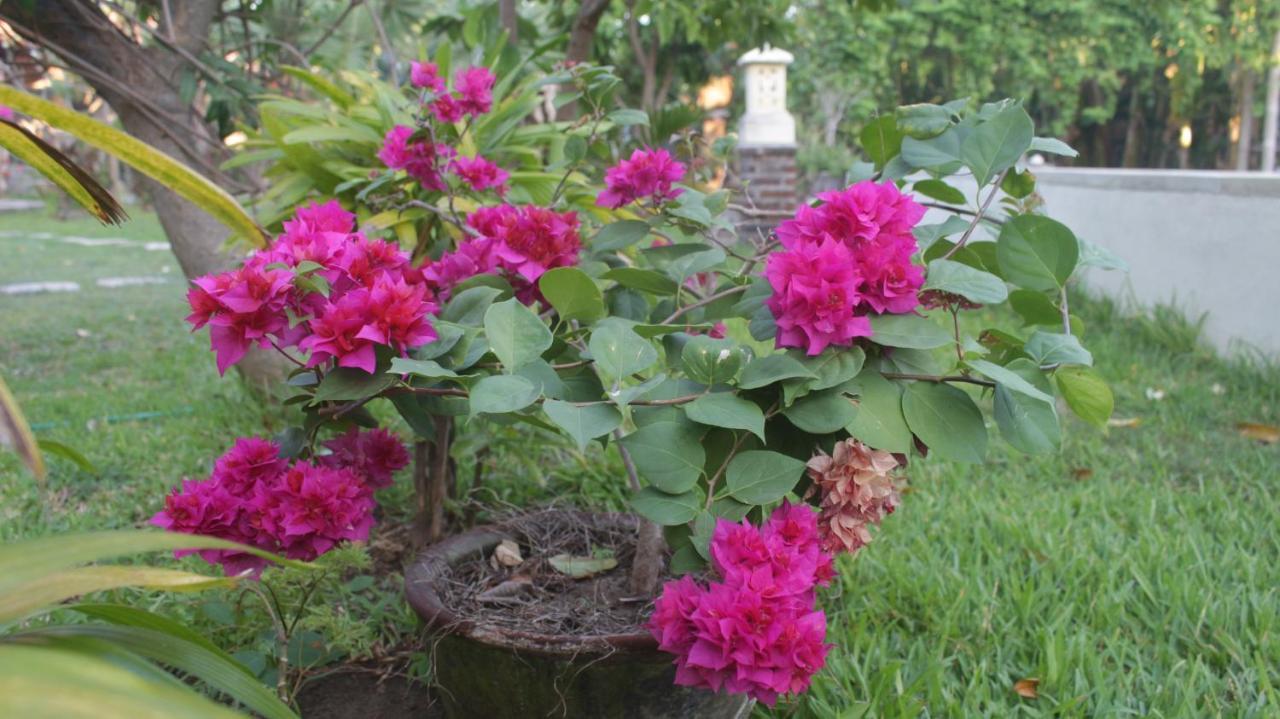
0 86 266 247
0 565 235 624
0 530 311 596
71 604 237 667
20 624 297 719
0 119 126 224
0 644 245 719
0 374 43 481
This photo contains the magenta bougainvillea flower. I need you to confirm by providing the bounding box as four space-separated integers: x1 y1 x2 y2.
806 439 903 555
430 93 466 124
0 106 13 121
449 154 509 194
422 236 502 302
766 181 926 350
764 235 872 355
187 202 438 375
378 125 451 190
454 66 495 116
410 61 447 93
153 431 407 575
649 504 834 705
319 427 410 490
596 147 686 209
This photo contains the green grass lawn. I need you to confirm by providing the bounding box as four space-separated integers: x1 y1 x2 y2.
2 207 1277 717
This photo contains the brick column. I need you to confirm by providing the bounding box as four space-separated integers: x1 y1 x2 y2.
732 145 797 238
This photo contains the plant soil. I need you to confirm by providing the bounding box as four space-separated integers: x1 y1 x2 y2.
433 509 657 638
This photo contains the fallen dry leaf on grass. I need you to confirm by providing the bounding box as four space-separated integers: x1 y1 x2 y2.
1013 678 1040 699
1236 422 1280 444
1071 467 1094 481
1107 417 1141 428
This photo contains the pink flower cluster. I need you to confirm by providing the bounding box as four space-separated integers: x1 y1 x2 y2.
597 147 686 209
0 105 14 121
766 181 926 354
186 200 438 375
152 431 408 575
806 439 903 555
425 65 495 123
648 503 834 705
379 125 453 191
424 204 582 303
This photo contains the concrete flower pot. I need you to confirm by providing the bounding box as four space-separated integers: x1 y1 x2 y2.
403 514 752 719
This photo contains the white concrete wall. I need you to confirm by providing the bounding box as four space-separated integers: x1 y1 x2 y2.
1030 168 1280 357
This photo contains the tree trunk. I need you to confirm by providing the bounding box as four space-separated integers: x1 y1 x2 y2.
413 417 454 546
1 0 289 392
1237 69 1256 171
566 0 611 65
1121 84 1142 168
1262 29 1280 172
498 0 519 45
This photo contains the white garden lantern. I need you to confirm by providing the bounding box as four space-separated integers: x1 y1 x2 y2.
737 44 796 146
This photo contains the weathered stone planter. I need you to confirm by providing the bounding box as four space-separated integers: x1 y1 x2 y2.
403 516 752 719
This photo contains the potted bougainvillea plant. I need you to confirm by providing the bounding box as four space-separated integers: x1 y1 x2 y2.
155 41 1114 718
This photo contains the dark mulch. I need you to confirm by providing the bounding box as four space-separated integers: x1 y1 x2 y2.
434 509 655 637
296 670 439 719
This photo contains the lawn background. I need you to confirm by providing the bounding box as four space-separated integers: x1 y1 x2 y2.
1 207 1277 717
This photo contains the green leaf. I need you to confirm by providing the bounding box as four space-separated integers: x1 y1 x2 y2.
0 86 266 246
0 565 235 624
844 372 912 453
902 382 987 463
441 285 504 325
608 108 649 126
469 375 540 416
738 354 815 389
281 124 380 145
1030 136 1078 157
710 497 752 521
589 320 657 379
603 267 679 295
796 347 866 391
668 544 705 575
912 179 966 205
900 130 964 173
683 393 765 441
869 314 952 349
1025 331 1093 366
923 259 1008 305
539 267 605 323
690 512 716 560
784 390 859 434
966 359 1052 402
542 400 622 450
387 357 459 381
993 360 1060 454
563 134 588 162
592 220 652 251
484 298 553 370
548 553 617 578
1001 168 1036 199
0 645 245 719
1008 289 1061 325
36 438 96 474
895 103 953 139
913 216 971 252
997 215 1079 292
681 336 742 385
631 486 701 525
0 119 125 225
859 115 902 169
279 65 354 107
1055 366 1113 427
28 622 297 719
961 103 1034 185
312 367 395 403
726 450 806 505
620 421 706 493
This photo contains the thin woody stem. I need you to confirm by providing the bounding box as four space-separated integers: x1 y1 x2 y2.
941 168 1010 261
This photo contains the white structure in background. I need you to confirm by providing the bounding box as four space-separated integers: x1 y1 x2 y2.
737 44 795 147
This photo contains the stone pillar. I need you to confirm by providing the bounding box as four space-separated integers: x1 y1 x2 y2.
732 45 798 238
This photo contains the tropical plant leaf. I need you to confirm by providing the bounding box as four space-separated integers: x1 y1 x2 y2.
0 566 237 624
0 118 126 224
0 86 266 246
0 644 246 719
0 374 43 482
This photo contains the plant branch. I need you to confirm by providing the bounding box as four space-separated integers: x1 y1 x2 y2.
941 168 1010 261
661 284 748 324
882 372 994 388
